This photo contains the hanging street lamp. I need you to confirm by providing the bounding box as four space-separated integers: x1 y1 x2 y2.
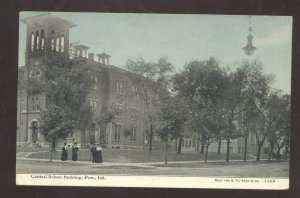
242 16 256 56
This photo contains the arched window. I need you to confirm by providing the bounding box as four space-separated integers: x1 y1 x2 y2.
51 38 55 50
56 35 60 52
41 30 45 50
35 31 39 50
30 32 35 52
60 36 65 52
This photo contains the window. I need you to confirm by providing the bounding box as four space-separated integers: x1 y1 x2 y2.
132 84 137 93
41 30 45 50
51 39 55 50
31 33 35 51
116 81 123 94
35 97 40 110
154 134 158 141
114 104 123 117
182 139 185 147
60 36 65 52
131 126 137 141
114 124 121 141
35 31 39 50
76 50 80 57
91 75 99 89
89 99 99 114
130 108 138 120
31 96 40 111
30 68 42 82
56 36 60 52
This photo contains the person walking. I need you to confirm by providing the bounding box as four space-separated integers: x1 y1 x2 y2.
90 144 96 163
72 142 79 161
95 144 103 163
61 142 68 161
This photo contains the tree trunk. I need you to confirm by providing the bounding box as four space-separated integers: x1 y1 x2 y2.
243 134 248 162
276 147 281 161
177 137 182 154
50 138 55 162
205 142 209 163
200 135 206 154
268 143 274 162
256 143 262 161
217 137 221 155
284 145 288 160
165 139 168 165
149 124 153 152
226 138 230 162
124 136 126 152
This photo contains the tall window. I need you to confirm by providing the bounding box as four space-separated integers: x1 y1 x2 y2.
91 75 99 89
116 81 123 94
51 39 54 50
114 104 123 117
35 31 39 50
114 124 121 141
31 33 35 52
31 96 40 111
56 35 60 52
41 30 45 50
89 99 99 114
131 126 137 141
60 36 65 52
132 83 137 93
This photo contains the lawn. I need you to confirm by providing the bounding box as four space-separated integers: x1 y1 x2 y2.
26 148 256 163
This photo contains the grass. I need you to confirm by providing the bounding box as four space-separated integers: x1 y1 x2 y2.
26 147 256 163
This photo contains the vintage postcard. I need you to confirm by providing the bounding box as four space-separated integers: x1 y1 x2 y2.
16 11 291 189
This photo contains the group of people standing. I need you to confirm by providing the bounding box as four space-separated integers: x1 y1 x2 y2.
61 142 78 161
61 142 103 163
90 143 103 163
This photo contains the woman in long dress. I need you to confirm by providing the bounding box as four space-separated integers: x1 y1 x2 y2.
61 142 68 161
72 142 79 161
95 144 102 163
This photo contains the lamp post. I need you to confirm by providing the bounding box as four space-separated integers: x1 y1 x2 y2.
242 16 256 56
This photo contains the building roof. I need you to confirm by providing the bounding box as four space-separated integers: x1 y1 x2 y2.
73 44 89 50
97 52 111 58
21 13 76 28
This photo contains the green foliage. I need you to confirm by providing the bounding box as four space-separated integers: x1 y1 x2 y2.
38 53 94 144
39 105 77 140
157 95 189 142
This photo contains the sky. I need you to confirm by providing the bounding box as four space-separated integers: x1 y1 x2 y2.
19 12 292 93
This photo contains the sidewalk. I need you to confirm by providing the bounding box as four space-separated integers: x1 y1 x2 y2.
17 152 264 169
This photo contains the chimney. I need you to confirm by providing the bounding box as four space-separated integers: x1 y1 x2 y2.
88 53 94 61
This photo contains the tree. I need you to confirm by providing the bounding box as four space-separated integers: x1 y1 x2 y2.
39 105 76 162
263 92 290 161
157 94 189 164
172 57 229 161
241 60 273 161
126 57 174 151
37 53 95 160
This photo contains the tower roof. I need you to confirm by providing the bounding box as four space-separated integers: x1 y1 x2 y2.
21 13 76 28
73 44 89 50
97 52 111 58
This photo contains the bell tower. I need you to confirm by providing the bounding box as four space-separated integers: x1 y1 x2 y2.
21 13 76 54
20 13 76 145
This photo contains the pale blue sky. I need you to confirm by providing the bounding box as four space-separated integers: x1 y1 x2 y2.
19 12 292 93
